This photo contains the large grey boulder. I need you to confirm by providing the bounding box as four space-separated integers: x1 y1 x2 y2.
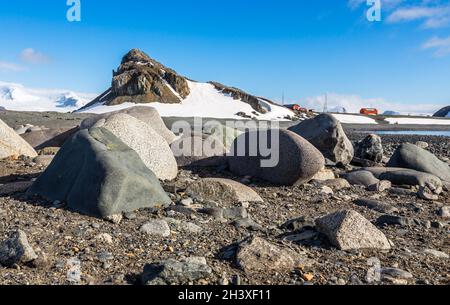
355 134 383 163
288 114 354 165
186 178 263 204
363 167 442 194
202 122 243 151
21 127 78 150
316 210 391 251
228 129 325 186
0 119 37 159
27 128 171 218
387 143 450 182
81 106 177 144
91 113 178 181
170 132 227 168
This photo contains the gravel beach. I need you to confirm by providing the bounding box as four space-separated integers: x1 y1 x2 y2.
0 110 449 285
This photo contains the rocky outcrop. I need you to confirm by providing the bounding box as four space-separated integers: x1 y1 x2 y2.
433 106 450 117
27 128 171 218
288 114 354 165
79 49 287 116
209 82 267 114
79 49 190 110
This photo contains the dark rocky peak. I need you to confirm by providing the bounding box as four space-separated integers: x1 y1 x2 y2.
209 82 267 114
108 49 190 106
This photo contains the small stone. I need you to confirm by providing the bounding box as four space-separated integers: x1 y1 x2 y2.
142 257 212 285
232 218 264 231
97 251 114 262
123 212 137 220
381 267 413 280
320 186 334 196
95 233 113 244
415 141 429 149
423 249 449 259
354 198 398 214
52 200 65 208
302 273 314 282
184 222 203 234
438 206 450 218
311 168 335 181
140 219 171 237
105 214 123 224
222 207 248 220
236 236 311 273
368 180 391 192
0 230 38 267
418 186 439 201
66 257 81 284
180 198 193 207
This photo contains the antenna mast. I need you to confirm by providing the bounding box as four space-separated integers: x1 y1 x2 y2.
323 93 328 113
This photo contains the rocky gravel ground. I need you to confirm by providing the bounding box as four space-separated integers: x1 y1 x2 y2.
1 131 449 285
1 110 449 286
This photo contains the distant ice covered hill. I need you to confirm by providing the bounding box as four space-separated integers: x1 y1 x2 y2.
76 49 295 120
0 81 97 112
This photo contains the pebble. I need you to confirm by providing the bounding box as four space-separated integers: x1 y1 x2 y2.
180 198 194 207
140 219 171 237
95 233 113 244
97 251 114 262
123 212 137 220
105 214 123 224
66 258 82 284
423 249 449 259
381 267 413 280
438 206 450 218
320 186 334 196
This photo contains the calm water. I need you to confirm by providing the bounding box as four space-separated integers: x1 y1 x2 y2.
374 130 450 137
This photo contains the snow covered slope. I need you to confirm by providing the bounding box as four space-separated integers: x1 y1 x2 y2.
78 80 295 120
0 81 97 112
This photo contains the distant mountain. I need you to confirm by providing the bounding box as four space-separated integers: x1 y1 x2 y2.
0 81 96 112
433 106 450 118
77 49 295 120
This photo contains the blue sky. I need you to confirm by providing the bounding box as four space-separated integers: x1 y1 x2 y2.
0 0 449 110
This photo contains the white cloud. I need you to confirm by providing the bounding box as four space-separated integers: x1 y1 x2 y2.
20 48 50 64
0 61 26 72
301 93 444 115
387 5 450 28
422 36 450 56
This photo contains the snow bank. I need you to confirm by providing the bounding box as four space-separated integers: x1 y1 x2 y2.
80 81 295 121
332 114 377 124
385 117 450 125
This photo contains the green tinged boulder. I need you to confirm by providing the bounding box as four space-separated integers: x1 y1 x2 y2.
27 127 171 218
